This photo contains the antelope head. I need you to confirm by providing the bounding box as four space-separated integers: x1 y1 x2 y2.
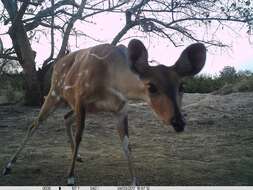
128 39 206 132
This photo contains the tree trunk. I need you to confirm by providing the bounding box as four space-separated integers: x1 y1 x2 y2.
9 22 42 106
38 62 54 97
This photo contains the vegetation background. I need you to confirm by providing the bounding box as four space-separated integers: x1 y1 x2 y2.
0 1 253 186
1 65 253 104
0 0 253 106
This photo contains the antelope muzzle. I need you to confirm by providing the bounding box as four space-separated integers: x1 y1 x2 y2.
171 114 185 132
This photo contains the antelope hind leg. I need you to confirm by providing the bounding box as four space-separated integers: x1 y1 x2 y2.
64 110 83 162
67 104 86 186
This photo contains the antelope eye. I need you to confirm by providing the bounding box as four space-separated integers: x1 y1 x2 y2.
179 83 185 93
148 83 158 94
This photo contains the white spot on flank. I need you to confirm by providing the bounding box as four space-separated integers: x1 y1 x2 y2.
78 73 82 77
64 85 73 90
89 53 109 60
62 80 66 86
89 53 103 60
73 60 80 66
56 96 61 101
85 83 89 88
51 90 56 97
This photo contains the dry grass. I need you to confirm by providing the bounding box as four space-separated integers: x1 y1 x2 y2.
0 93 253 185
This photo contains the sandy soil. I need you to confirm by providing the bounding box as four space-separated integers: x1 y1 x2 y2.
0 92 253 186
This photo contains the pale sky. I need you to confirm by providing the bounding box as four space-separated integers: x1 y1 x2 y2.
1 12 253 76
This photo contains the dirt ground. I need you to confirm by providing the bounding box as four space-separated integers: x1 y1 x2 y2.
0 92 253 186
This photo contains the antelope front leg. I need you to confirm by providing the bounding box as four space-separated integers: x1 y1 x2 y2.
117 104 139 186
2 92 61 176
67 105 86 186
2 121 38 176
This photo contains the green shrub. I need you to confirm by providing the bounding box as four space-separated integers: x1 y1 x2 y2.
235 77 253 92
0 73 25 103
183 68 253 94
0 73 24 91
184 75 225 93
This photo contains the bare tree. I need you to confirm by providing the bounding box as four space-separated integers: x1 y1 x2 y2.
0 0 127 106
0 0 86 105
111 0 253 46
0 0 252 106
0 37 3 54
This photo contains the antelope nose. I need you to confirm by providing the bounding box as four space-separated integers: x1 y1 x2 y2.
171 116 185 132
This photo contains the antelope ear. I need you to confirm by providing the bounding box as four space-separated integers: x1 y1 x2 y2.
128 39 149 77
173 43 206 77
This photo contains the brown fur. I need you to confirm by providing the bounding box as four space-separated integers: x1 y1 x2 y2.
3 39 206 185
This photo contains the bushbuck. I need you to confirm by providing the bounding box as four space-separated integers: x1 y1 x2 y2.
2 39 206 185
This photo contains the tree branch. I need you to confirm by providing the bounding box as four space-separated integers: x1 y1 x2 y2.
56 0 87 60
81 1 127 20
1 0 17 20
0 37 3 54
22 0 79 30
15 0 29 21
0 54 18 60
111 0 151 45
111 21 137 45
43 0 55 68
17 0 44 6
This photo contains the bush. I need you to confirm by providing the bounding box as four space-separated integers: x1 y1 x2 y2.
0 73 24 91
183 68 253 94
0 73 25 103
184 75 224 93
235 77 253 92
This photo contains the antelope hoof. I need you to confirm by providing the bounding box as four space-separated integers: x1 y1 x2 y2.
2 166 11 176
76 154 83 162
132 177 140 186
67 176 75 186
